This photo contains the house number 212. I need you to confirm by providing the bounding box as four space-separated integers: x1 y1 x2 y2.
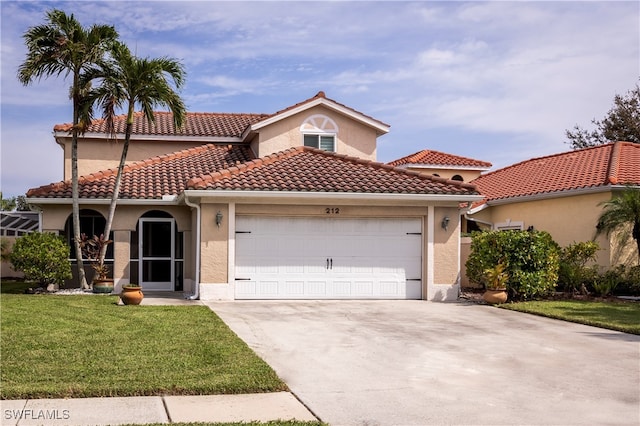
325 207 340 214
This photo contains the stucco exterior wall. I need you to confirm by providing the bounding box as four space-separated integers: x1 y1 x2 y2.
59 137 206 180
252 105 378 160
433 207 461 284
199 203 229 285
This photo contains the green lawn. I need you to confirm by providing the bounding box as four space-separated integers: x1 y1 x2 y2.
1 292 287 399
501 300 640 334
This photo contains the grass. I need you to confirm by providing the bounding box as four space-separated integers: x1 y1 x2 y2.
1 290 287 399
501 299 640 334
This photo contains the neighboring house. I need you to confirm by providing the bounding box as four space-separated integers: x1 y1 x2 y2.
466 141 640 268
387 149 492 183
26 92 482 301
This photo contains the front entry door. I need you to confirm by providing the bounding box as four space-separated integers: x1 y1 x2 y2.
139 218 175 291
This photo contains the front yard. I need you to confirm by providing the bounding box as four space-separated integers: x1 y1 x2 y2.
1 291 287 399
501 299 640 334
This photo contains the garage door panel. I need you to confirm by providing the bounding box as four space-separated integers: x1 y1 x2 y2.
235 217 422 299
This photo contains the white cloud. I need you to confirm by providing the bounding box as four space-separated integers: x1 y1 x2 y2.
1 1 638 197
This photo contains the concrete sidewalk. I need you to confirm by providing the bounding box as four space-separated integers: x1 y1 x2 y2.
1 392 318 425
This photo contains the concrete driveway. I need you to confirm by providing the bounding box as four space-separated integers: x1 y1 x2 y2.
207 300 640 426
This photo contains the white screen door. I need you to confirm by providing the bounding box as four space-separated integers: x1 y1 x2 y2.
139 218 175 291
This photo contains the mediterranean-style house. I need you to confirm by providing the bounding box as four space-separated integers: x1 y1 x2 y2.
26 92 482 301
466 141 640 269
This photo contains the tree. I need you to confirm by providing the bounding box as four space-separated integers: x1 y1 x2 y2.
18 9 118 288
0 192 16 211
596 186 640 263
82 41 186 267
15 196 31 212
566 83 640 150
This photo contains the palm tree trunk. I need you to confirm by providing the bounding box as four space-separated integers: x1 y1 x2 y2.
634 221 640 263
99 117 132 265
72 74 87 289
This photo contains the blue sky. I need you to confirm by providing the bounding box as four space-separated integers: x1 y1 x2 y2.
1 1 638 198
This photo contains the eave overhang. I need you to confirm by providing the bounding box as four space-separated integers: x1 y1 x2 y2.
467 184 638 215
182 189 482 205
53 131 244 144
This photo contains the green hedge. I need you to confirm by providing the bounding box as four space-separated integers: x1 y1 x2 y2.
466 230 560 301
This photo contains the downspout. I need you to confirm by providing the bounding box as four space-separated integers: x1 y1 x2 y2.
184 195 201 300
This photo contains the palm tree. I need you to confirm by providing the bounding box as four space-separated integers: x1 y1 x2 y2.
82 41 186 266
18 9 118 289
596 186 640 263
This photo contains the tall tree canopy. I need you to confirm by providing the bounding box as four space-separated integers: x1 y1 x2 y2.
18 9 118 288
82 40 186 266
566 82 640 150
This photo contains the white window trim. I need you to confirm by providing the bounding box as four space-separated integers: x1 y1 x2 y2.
494 219 524 231
303 133 336 152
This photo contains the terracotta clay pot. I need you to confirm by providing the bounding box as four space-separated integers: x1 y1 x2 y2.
121 285 144 305
483 289 508 304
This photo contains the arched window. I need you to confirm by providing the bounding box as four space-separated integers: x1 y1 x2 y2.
452 174 464 181
300 114 338 152
64 209 113 260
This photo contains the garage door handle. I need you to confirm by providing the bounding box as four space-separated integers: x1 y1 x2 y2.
326 258 329 269
330 258 333 269
235 278 251 281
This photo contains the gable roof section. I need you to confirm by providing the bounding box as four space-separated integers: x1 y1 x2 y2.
26 144 254 200
187 146 478 196
53 111 269 139
250 91 390 136
470 142 640 209
388 149 492 169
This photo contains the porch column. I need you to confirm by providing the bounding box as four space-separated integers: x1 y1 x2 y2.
113 230 130 292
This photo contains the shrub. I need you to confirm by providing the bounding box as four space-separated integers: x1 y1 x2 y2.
592 271 620 297
9 232 72 288
558 241 600 293
466 230 560 301
612 265 640 296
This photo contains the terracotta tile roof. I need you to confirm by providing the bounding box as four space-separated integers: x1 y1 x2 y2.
388 149 492 168
26 144 255 199
52 91 388 139
470 142 640 208
187 147 479 196
27 146 479 200
53 111 269 138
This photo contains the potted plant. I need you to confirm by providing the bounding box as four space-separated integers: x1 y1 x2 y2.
120 283 144 305
79 233 114 293
482 262 509 304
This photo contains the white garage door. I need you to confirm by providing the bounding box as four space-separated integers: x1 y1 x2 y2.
235 216 422 299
